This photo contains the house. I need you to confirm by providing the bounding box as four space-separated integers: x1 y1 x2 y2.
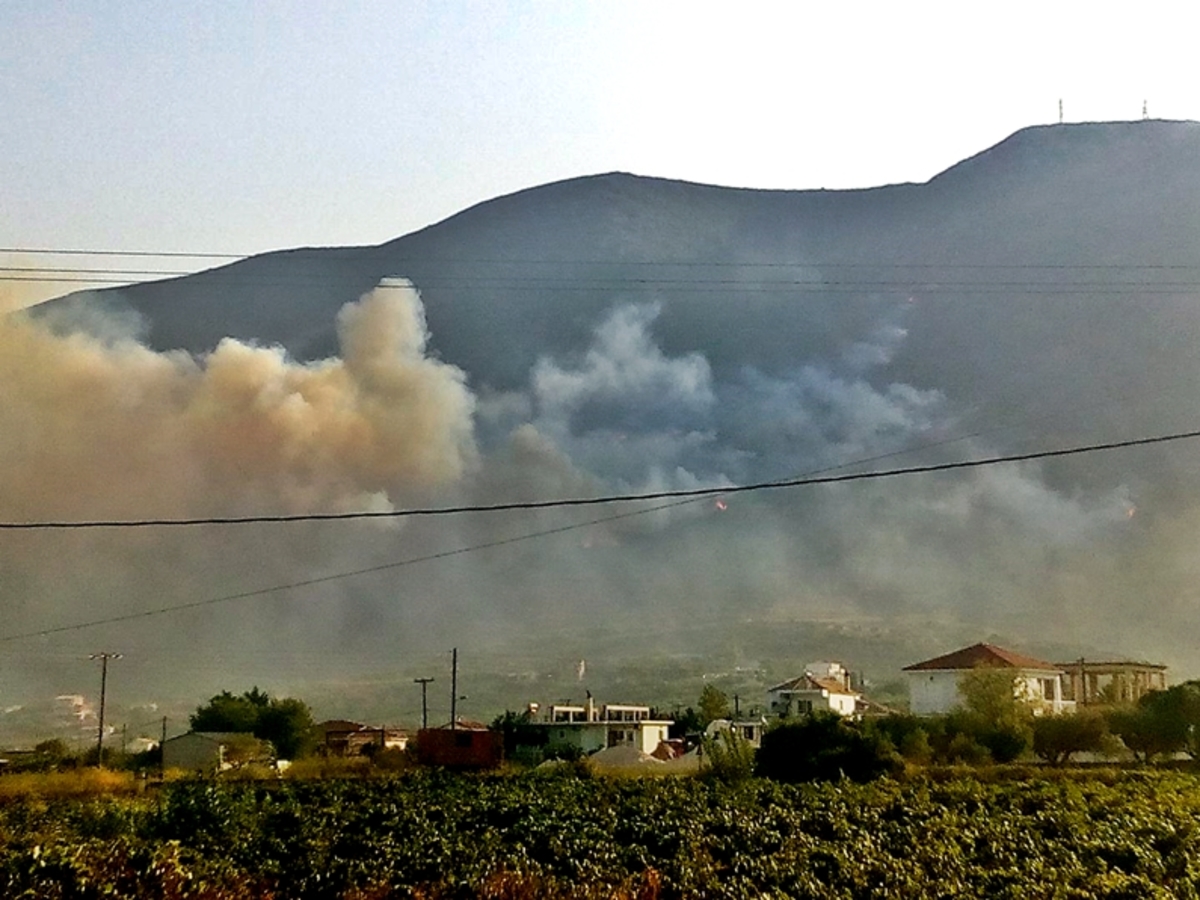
704 717 768 748
1054 659 1168 706
316 719 409 757
903 643 1075 716
161 732 272 773
521 698 673 758
767 662 860 718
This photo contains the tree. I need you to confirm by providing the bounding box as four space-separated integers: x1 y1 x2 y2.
190 690 264 734
757 711 900 783
697 684 731 726
951 668 1033 763
699 727 755 783
1032 712 1108 765
957 668 1026 724
491 709 545 761
1106 704 1182 763
190 688 315 760
256 697 315 760
1105 682 1200 763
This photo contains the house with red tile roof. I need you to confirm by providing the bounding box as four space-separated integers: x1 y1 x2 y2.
902 642 1075 716
767 661 860 718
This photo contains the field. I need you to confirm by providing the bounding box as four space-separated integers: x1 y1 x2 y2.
2 768 1200 898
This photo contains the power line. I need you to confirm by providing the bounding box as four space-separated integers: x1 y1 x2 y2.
0 420 1004 644
0 495 705 642
0 247 243 259
1 424 1191 644
5 245 1200 270
4 427 1197 532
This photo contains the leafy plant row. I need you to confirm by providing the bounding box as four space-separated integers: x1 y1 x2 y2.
3 770 1200 898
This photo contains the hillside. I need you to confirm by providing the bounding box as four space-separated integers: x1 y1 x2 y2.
9 120 1200 718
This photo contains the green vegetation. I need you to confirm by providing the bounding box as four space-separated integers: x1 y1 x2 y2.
3 770 1200 897
190 687 316 760
758 711 901 783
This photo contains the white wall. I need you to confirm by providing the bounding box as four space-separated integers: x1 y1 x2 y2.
908 669 1074 716
907 671 963 716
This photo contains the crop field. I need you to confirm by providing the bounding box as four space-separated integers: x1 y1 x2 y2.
2 769 1200 898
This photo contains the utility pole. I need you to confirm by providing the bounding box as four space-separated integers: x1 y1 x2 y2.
89 652 122 767
413 677 434 730
160 716 167 779
450 648 458 730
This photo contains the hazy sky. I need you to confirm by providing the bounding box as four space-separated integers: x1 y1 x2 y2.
2 1 1197 280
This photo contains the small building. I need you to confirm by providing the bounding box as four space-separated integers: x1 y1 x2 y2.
704 717 767 748
415 723 503 770
162 732 271 773
1055 659 1168 706
767 662 860 718
903 643 1075 716
317 719 409 757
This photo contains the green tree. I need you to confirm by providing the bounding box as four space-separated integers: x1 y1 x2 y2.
950 668 1033 763
190 690 264 734
1105 682 1200 763
257 697 315 760
757 711 900 783
190 688 315 760
697 684 730 726
699 727 755 784
1106 704 1182 763
1031 712 1108 765
957 668 1025 724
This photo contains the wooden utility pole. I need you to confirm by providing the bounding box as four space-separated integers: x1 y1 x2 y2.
413 677 434 730
450 648 458 730
89 652 122 766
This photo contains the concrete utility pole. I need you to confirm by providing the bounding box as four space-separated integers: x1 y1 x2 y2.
89 652 122 766
413 677 434 730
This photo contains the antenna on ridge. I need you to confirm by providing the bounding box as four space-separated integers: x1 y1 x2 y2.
1143 100 1149 120
1058 99 1063 125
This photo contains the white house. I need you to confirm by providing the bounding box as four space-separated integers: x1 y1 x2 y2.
903 643 1076 716
767 662 860 718
534 701 672 756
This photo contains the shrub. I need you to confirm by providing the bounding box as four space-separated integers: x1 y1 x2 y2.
756 711 901 783
1032 712 1108 765
699 727 755 784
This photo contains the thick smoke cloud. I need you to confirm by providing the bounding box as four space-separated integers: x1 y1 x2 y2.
0 282 475 523
2 281 1191 742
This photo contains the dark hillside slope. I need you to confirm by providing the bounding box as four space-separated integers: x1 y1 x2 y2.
17 120 1200 685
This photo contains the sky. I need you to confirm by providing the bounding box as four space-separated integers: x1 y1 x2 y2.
3 0 1197 303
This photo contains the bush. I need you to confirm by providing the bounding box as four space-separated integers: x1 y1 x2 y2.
757 711 901 783
699 727 755 784
1032 712 1108 765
